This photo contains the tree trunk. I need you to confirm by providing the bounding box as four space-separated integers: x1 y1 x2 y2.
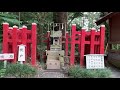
53 12 68 50
53 12 67 36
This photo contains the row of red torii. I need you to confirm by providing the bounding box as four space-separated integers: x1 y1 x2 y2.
2 23 105 67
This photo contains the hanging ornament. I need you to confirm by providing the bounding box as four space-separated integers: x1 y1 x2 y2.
62 23 64 29
55 23 57 26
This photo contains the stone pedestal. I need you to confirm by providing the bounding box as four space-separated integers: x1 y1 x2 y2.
46 50 64 69
46 60 60 69
46 29 64 69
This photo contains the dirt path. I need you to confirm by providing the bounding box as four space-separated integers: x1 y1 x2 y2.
36 69 68 78
107 65 120 78
36 67 120 78
35 63 120 78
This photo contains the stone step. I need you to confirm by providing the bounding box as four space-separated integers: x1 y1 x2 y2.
47 55 59 60
46 60 60 69
46 50 64 56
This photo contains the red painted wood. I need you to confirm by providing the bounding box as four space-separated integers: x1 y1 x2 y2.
70 24 76 65
27 34 31 57
3 23 9 54
80 29 85 67
96 36 99 54
98 36 100 53
90 29 95 54
100 25 105 54
78 34 81 56
65 24 105 67
22 26 27 63
7 39 32 43
8 27 13 53
27 43 31 57
12 26 18 63
31 23 37 66
2 23 37 66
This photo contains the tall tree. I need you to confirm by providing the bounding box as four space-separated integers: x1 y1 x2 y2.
53 12 68 49
53 12 67 36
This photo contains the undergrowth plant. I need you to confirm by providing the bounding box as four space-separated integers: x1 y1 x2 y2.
68 65 112 78
5 63 37 78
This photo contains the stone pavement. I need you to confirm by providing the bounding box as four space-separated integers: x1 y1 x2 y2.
36 69 68 78
108 65 120 78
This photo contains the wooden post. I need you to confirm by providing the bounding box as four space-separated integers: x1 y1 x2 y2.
3 23 9 53
3 23 9 68
70 24 76 65
47 31 50 50
80 28 85 67
8 27 13 62
65 31 69 56
12 25 18 63
100 25 105 54
31 23 37 66
94 35 97 54
22 26 27 63
8 27 13 53
78 34 81 56
27 34 31 57
90 28 95 54
97 36 100 54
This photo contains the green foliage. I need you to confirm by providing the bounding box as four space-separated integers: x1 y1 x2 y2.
0 13 18 18
0 12 22 26
68 65 112 78
5 63 37 78
68 12 101 32
0 69 6 78
68 12 83 23
0 62 6 78
1 17 22 25
0 62 4 69
0 12 22 43
40 62 46 69
112 44 120 50
95 69 112 78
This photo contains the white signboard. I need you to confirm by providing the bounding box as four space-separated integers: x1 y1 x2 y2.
0 53 14 60
85 54 105 69
18 44 25 62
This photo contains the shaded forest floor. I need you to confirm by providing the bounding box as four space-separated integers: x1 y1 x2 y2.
35 62 120 78
4 62 120 78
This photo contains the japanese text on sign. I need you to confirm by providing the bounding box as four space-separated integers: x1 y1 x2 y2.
0 53 14 60
85 54 105 69
18 44 25 61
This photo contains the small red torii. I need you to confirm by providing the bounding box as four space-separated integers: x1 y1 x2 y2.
2 23 37 66
65 24 105 67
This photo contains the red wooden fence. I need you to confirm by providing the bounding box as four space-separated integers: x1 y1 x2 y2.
2 23 37 66
65 24 105 67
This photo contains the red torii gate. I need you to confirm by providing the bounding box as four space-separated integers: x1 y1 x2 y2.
65 24 105 67
2 23 37 66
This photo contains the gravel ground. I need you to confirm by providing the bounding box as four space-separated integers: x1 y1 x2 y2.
110 68 120 78
37 70 68 78
36 65 120 78
104 61 120 78
107 64 120 78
